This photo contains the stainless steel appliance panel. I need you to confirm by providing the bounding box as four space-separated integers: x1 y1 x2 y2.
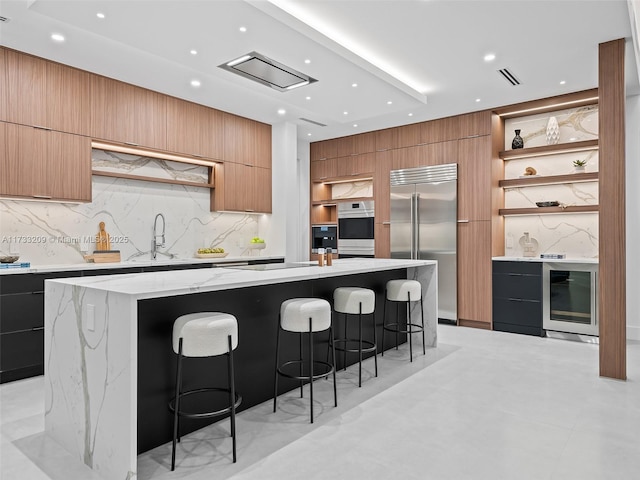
390 164 457 321
337 200 375 257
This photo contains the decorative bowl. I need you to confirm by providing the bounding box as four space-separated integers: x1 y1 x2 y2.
0 255 19 263
536 201 560 207
247 243 266 249
195 252 228 258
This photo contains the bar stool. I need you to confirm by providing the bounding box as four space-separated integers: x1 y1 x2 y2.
333 287 377 387
273 298 337 423
382 279 425 362
169 312 242 471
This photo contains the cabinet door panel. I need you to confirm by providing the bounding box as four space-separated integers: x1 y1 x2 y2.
166 97 205 156
353 132 376 155
0 329 44 372
46 61 90 136
458 135 492 221
397 122 421 148
335 152 375 177
421 116 459 144
493 298 542 327
492 273 542 301
2 123 39 198
47 130 91 202
254 121 272 169
459 111 492 138
374 223 390 258
253 166 272 213
310 158 337 181
5 50 48 128
375 128 398 151
457 221 492 324
373 150 392 224
0 49 7 121
0 293 44 333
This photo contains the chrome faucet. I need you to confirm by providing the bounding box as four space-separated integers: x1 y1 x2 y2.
152 213 165 260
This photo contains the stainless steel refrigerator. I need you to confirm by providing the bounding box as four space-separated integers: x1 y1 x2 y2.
390 163 457 321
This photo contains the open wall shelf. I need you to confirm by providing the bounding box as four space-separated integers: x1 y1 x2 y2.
499 205 598 216
499 172 598 188
499 139 598 160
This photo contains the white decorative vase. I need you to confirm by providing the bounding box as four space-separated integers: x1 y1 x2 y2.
574 166 586 173
546 116 560 145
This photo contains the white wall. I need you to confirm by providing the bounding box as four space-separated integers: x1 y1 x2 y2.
297 139 311 261
626 94 640 340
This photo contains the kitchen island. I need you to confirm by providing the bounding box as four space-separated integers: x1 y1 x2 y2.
44 258 437 480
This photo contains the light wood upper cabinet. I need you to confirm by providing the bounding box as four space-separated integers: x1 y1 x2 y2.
392 140 458 171
4 49 91 136
421 116 460 144
353 131 376 155
0 49 7 122
459 110 492 138
166 97 223 160
375 128 398 151
212 162 271 213
458 135 493 221
373 150 392 223
457 220 492 325
91 75 166 150
222 113 271 168
310 139 338 161
396 122 422 148
335 152 375 177
1 122 90 202
310 158 337 181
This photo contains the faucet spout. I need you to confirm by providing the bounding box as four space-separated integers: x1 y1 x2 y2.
152 213 166 260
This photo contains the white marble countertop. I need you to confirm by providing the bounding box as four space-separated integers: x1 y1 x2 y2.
0 255 284 275
492 256 598 264
46 258 437 300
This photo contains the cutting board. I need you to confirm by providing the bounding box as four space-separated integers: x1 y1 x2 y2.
84 250 121 263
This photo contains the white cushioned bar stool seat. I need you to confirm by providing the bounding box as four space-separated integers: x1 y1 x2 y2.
382 279 425 362
333 287 377 387
273 298 337 423
169 312 241 471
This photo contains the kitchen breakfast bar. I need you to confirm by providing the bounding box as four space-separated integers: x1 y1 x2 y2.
44 258 437 480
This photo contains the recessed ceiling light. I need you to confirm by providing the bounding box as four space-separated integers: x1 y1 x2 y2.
304 59 311 64
353 124 359 127
484 53 496 62
305 96 311 100
569 137 577 141
307 133 312 136
239 26 247 32
277 108 286 115
343 111 348 115
560 80 566 85
190 49 198 55
352 83 358 87
387 101 393 105
96 12 105 19
190 79 201 87
51 33 65 42
475 98 481 102
408 113 413 117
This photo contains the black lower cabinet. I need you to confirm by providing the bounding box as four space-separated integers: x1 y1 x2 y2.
492 261 544 337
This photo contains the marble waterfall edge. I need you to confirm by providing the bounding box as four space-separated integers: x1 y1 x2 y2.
45 282 137 480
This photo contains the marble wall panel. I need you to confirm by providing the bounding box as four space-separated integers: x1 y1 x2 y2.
504 213 598 258
331 180 373 200
504 150 599 179
0 150 264 264
504 105 598 150
504 183 598 209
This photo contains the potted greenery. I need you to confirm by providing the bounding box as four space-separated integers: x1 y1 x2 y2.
573 159 587 172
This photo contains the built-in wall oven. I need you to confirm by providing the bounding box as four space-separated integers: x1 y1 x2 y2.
311 224 338 254
337 200 374 258
543 262 598 336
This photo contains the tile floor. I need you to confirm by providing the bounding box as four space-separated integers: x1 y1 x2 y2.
2 325 640 480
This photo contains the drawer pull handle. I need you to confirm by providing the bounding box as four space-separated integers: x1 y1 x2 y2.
507 273 524 276
32 195 52 199
124 141 140 146
457 220 469 223
33 125 52 131
507 298 523 302
382 221 391 225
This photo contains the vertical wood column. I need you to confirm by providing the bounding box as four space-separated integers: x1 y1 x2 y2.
598 38 626 380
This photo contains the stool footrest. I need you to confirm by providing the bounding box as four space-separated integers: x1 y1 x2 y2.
383 322 425 334
169 387 242 419
277 359 334 381
333 338 377 354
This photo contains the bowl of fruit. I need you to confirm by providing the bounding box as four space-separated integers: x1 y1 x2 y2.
248 237 266 249
195 247 228 258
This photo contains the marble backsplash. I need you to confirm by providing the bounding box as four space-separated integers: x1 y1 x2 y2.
504 105 598 150
0 150 267 265
332 180 373 199
505 214 598 258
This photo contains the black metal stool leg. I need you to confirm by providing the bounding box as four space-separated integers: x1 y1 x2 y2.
395 302 400 350
171 338 183 471
227 335 237 463
381 294 386 356
299 331 304 398
372 311 378 377
421 294 426 354
330 324 337 407
407 292 413 362
308 317 314 424
273 320 281 413
358 303 363 387
343 312 347 371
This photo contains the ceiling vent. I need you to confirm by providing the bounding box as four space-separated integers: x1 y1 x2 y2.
0 16 10 22
219 51 317 92
498 68 521 86
299 117 327 127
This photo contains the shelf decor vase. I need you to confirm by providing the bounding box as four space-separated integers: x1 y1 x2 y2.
511 129 524 149
546 116 560 145
574 166 586 173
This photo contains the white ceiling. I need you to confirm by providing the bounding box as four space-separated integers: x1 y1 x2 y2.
0 0 636 142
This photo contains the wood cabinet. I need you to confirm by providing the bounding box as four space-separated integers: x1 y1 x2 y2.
310 138 338 161
310 158 338 181
392 140 458 171
421 116 459 144
373 150 392 224
459 110 493 138
1 122 91 202
91 75 167 150
223 113 271 168
335 152 375 178
3 49 90 136
458 135 493 221
0 49 6 122
457 220 492 327
374 223 390 258
212 162 271 213
375 128 398 151
396 122 422 148
166 97 223 160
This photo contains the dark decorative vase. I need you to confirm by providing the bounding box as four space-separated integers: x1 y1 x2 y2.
511 129 524 149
